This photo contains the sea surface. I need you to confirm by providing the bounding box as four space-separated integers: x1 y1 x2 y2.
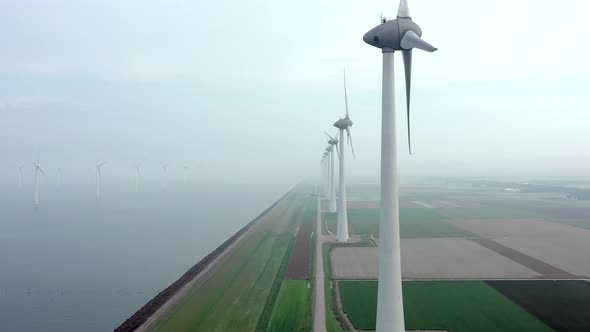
0 178 292 332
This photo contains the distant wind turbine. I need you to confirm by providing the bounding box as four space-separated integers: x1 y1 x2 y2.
57 168 62 188
161 163 168 191
135 160 144 193
325 134 338 213
96 162 106 200
363 0 437 330
17 164 24 189
332 71 355 242
34 160 46 208
183 164 189 185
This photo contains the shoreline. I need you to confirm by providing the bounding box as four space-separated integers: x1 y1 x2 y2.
114 186 296 332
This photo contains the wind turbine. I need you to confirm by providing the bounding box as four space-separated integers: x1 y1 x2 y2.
332 71 355 243
96 162 106 200
135 160 144 193
183 164 189 185
364 1 437 331
321 152 329 195
325 134 338 213
161 163 168 191
34 160 46 208
17 164 24 189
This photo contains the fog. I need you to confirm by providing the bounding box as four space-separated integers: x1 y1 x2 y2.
1 0 590 184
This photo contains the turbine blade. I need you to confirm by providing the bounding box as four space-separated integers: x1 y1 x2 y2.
346 128 356 159
400 30 437 52
335 143 340 160
343 69 350 119
38 167 46 177
402 49 412 154
398 0 410 17
324 131 334 140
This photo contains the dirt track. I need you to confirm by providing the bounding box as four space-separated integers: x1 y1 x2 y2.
286 221 313 279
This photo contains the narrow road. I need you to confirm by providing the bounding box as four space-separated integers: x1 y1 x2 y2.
314 197 327 332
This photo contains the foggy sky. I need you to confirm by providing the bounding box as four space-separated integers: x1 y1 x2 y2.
1 0 589 184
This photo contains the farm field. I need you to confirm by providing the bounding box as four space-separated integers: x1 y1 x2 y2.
452 219 590 277
338 280 554 332
144 190 305 332
487 280 590 332
266 280 310 332
323 207 472 238
330 239 541 280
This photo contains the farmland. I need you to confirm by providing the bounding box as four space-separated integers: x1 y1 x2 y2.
339 280 554 332
266 280 310 332
487 280 590 332
323 207 473 238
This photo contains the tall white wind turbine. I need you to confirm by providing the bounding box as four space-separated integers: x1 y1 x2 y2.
135 160 144 193
183 164 189 185
18 165 24 189
161 163 168 191
34 160 46 208
332 71 356 243
321 152 329 195
364 0 437 331
324 149 331 197
325 135 338 213
96 162 106 200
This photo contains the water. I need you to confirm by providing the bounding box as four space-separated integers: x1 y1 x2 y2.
0 179 291 332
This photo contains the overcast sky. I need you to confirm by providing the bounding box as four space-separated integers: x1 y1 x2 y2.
1 0 589 184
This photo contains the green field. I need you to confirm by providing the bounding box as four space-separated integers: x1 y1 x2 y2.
324 208 473 238
146 192 305 332
266 280 310 332
487 280 590 332
339 280 554 332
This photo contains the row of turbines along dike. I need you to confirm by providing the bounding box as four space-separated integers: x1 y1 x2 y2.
14 161 194 208
320 0 436 331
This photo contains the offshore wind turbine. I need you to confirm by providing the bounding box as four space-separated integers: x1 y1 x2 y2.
18 164 24 189
135 160 144 193
161 163 168 191
34 160 46 208
326 134 338 213
332 72 356 243
96 162 106 200
364 0 437 331
183 164 189 185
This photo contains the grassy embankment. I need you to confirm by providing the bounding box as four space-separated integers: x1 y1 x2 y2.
338 280 554 332
147 189 306 332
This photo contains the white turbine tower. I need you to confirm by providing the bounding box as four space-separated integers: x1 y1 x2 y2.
96 162 106 200
18 164 24 189
183 164 189 185
326 134 338 213
161 163 168 191
364 0 437 331
34 160 46 208
332 72 356 243
324 148 331 197
321 152 329 195
135 160 144 193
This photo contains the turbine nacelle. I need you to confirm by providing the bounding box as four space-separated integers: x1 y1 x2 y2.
363 18 427 51
333 118 353 130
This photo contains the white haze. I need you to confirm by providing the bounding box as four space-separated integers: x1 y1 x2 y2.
1 0 589 183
